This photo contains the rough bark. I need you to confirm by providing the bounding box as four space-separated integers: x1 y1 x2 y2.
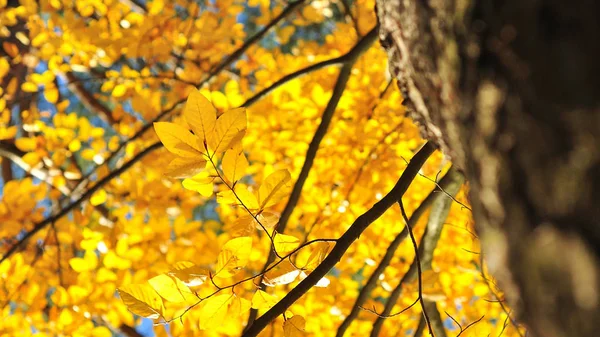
376 1 600 337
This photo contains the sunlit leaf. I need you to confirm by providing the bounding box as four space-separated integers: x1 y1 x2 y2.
255 211 280 230
228 295 251 317
198 293 232 330
182 171 214 196
222 143 248 184
148 274 196 303
273 232 300 255
257 169 291 209
251 289 278 310
301 241 331 271
207 107 246 155
283 315 306 337
118 284 164 319
214 236 252 278
263 259 300 286
165 157 207 179
90 189 107 206
184 90 216 144
154 122 204 158
168 262 209 287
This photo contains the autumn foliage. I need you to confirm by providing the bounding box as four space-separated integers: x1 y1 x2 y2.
1 1 524 337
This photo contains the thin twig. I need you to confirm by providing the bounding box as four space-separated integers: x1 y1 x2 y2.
0 142 162 264
72 1 305 198
241 142 436 337
336 166 460 337
245 26 380 328
399 199 434 336
369 168 464 337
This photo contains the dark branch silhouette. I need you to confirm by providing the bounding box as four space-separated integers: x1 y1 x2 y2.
241 141 436 337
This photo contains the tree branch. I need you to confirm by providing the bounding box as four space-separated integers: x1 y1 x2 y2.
73 1 307 197
276 25 378 234
241 141 436 337
0 142 162 263
0 142 114 224
65 72 116 124
336 166 461 337
425 300 448 337
202 0 307 84
245 26 379 328
242 25 378 107
370 167 464 337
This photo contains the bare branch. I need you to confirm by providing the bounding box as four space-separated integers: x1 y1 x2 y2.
0 142 114 224
245 26 379 328
336 166 461 337
241 141 436 337
399 198 434 336
201 0 307 85
73 1 308 197
425 300 448 337
65 72 116 124
369 167 464 336
0 142 162 263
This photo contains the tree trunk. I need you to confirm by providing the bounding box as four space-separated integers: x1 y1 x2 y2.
375 1 600 337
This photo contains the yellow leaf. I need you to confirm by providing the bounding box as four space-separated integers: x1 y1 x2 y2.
90 189 107 206
207 107 246 156
283 315 306 337
311 84 329 107
474 282 488 297
44 86 59 104
257 169 291 209
15 137 37 151
92 326 112 337
198 293 232 330
273 232 300 255
58 309 74 327
222 143 248 183
278 26 295 44
302 241 330 271
216 184 259 209
228 295 251 317
214 236 252 278
68 139 81 152
224 216 254 237
419 270 446 301
69 251 98 272
184 90 216 144
182 172 214 196
255 211 280 230
263 259 300 286
0 125 17 140
153 122 204 158
0 58 8 79
216 189 237 205
168 262 209 287
251 289 278 310
112 83 127 98
165 156 207 179
103 251 131 270
22 152 40 167
118 284 165 319
148 274 196 303
148 0 164 15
